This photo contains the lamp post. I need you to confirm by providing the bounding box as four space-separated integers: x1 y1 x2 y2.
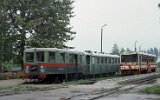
139 46 141 52
135 41 137 52
101 24 107 53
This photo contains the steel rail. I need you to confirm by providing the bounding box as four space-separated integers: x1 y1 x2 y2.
65 73 160 100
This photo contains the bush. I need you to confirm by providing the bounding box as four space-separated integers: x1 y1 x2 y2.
140 85 160 94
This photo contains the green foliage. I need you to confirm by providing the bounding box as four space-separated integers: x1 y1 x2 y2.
147 47 160 57
0 0 75 67
111 44 120 55
120 48 125 55
3 61 21 71
140 84 160 94
126 48 132 52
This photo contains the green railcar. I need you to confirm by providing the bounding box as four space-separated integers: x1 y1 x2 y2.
83 51 120 77
23 48 120 81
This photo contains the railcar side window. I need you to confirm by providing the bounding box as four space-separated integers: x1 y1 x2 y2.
115 58 118 64
79 55 82 64
116 58 119 63
69 54 74 64
105 58 108 64
95 57 98 64
108 58 111 64
60 53 65 63
49 52 55 63
101 58 104 64
114 58 117 64
121 54 138 62
97 58 100 64
111 58 114 64
26 52 34 62
117 58 120 63
36 52 44 62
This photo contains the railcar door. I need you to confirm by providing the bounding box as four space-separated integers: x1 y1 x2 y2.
74 54 78 79
86 55 90 75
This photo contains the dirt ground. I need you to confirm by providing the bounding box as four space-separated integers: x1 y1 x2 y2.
0 74 160 100
0 79 24 87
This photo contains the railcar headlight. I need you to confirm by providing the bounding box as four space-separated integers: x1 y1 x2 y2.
40 66 45 73
40 66 44 69
25 66 29 73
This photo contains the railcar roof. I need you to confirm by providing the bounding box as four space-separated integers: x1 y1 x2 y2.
122 52 156 57
84 51 119 58
25 48 119 58
24 48 83 54
92 52 119 58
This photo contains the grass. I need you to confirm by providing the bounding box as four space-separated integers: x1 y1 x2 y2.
67 75 121 84
0 85 57 93
140 84 160 94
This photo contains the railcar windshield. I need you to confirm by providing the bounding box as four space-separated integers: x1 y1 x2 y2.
26 52 34 62
121 54 138 62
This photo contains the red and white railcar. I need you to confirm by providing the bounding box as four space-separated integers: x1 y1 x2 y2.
120 52 157 75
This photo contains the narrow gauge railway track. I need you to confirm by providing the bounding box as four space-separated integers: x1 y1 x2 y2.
65 73 160 100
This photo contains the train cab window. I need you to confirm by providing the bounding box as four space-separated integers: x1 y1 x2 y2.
60 53 65 63
49 52 55 63
36 52 44 62
26 52 34 62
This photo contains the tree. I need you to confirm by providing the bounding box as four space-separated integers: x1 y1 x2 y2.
149 48 154 54
126 48 132 53
147 49 150 54
0 0 75 68
154 47 158 57
111 44 120 55
120 48 125 55
0 7 16 70
27 0 75 48
158 49 160 57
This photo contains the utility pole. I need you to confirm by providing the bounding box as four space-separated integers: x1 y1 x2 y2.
135 41 137 52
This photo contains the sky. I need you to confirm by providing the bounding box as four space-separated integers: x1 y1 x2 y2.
66 0 160 53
